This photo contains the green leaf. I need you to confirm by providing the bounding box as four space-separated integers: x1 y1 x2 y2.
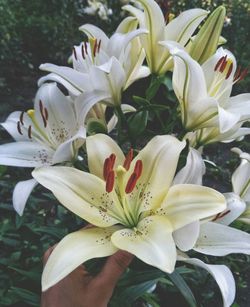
168 270 197 307
133 95 150 107
87 119 107 135
127 110 148 137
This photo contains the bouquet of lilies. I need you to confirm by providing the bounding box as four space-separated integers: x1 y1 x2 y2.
1 0 249 306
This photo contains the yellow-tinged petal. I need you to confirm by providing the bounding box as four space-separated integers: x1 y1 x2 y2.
125 135 186 213
42 226 120 291
86 134 125 180
158 184 226 230
111 215 176 273
32 166 123 227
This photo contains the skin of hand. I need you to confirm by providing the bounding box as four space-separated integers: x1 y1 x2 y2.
41 246 133 307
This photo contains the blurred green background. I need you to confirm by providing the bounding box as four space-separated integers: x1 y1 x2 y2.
0 1 249 306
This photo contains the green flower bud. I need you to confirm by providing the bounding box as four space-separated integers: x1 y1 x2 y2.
189 6 226 64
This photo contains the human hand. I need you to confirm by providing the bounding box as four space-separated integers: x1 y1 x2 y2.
41 246 133 307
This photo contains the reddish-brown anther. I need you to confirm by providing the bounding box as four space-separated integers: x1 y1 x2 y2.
73 47 77 60
123 149 133 170
84 41 88 55
226 63 233 79
238 68 248 82
93 39 98 57
212 209 231 221
106 170 115 193
81 44 85 59
19 111 25 125
134 160 143 178
125 160 143 194
214 56 225 71
109 153 116 169
44 108 49 121
97 40 101 53
103 154 116 180
28 125 32 139
125 172 138 194
17 121 23 135
219 56 228 73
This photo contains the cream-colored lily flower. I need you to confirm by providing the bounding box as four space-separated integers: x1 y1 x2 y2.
229 148 250 224
38 17 149 106
172 149 249 307
32 134 226 291
165 46 250 134
123 0 208 74
0 83 86 215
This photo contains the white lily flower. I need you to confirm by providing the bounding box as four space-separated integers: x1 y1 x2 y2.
32 134 226 291
0 83 86 215
123 0 208 74
172 150 249 307
230 148 250 224
38 19 149 106
165 46 250 136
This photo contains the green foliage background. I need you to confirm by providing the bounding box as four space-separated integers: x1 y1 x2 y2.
0 1 249 306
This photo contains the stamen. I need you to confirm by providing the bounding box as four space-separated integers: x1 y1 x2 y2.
103 154 116 180
125 172 138 194
212 209 231 221
93 39 98 57
73 47 77 60
19 111 25 125
219 56 228 73
214 56 225 71
81 44 85 59
28 125 32 139
109 153 116 169
123 149 133 170
44 107 49 121
125 160 143 194
84 41 88 55
103 157 112 180
39 99 44 115
97 40 101 53
226 63 233 79
134 160 143 177
17 121 23 135
106 170 115 193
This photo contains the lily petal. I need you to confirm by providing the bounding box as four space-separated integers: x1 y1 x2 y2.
0 142 53 167
42 226 120 291
159 184 226 230
32 166 121 227
111 215 176 273
165 8 208 45
178 255 235 307
13 179 38 216
39 63 90 92
194 221 250 256
173 148 205 185
227 93 250 121
173 221 200 251
38 73 82 96
127 135 186 213
86 134 125 180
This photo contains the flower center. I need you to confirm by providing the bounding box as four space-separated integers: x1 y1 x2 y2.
103 151 143 195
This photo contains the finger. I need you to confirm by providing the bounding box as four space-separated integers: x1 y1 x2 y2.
95 250 134 289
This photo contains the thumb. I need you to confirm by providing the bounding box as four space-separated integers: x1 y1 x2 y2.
95 250 134 289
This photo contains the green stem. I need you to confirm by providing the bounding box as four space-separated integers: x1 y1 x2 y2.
115 105 135 147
